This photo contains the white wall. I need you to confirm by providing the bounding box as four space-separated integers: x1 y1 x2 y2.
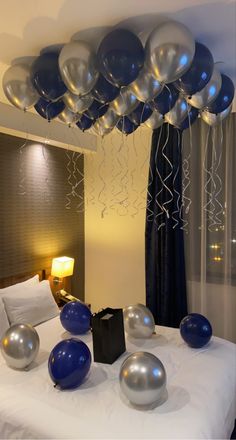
84 128 152 311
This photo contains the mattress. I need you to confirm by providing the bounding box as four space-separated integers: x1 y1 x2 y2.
0 316 235 439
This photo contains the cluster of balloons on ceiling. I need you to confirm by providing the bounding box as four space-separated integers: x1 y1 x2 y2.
3 19 235 136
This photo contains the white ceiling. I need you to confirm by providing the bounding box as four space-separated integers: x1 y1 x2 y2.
0 0 235 108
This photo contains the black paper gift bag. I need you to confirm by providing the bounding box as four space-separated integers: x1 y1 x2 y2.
91 307 126 364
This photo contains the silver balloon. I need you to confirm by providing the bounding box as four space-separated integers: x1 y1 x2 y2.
165 96 189 126
59 41 98 96
2 63 39 110
1 324 40 370
63 91 93 114
201 104 232 126
145 110 164 129
119 352 167 406
58 107 79 125
93 108 120 136
99 107 120 128
129 67 163 103
123 304 155 338
110 87 139 116
146 20 195 83
187 66 222 109
93 121 113 137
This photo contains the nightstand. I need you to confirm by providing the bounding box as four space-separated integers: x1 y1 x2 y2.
56 290 91 309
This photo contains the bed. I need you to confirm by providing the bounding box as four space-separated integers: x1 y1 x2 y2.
0 319 235 439
0 275 235 439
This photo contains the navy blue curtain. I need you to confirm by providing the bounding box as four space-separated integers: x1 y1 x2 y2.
145 124 188 328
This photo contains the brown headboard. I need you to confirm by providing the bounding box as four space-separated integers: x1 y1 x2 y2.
0 269 46 289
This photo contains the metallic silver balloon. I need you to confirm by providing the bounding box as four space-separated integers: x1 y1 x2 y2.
110 87 139 116
123 304 155 338
119 352 167 406
165 96 189 126
2 63 39 110
93 108 120 136
63 91 93 114
129 67 163 103
146 21 195 83
201 104 232 126
187 66 222 109
93 121 113 137
144 110 164 129
58 107 79 125
99 107 120 128
59 41 98 96
1 324 40 370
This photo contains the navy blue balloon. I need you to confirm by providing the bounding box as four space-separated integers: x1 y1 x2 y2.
34 97 65 121
92 75 120 103
151 84 179 115
85 100 109 120
178 107 199 131
174 43 214 96
117 116 138 135
180 313 212 348
206 73 235 113
48 339 91 389
76 114 94 131
128 102 152 126
97 29 144 87
60 301 92 335
31 52 67 101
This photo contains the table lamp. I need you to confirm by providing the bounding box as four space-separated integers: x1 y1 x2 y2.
51 256 74 295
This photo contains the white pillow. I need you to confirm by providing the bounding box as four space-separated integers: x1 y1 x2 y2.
0 298 9 340
2 280 59 327
0 274 39 298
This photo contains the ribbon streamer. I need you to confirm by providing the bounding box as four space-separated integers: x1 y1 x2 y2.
18 112 29 196
203 126 216 230
208 124 224 230
180 109 193 232
97 136 108 218
172 130 181 229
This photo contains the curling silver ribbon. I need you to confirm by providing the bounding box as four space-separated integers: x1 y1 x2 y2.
119 133 130 216
73 152 84 213
172 130 181 229
154 124 166 230
130 131 141 218
180 108 193 232
214 122 224 226
203 126 216 229
136 127 148 213
97 136 108 218
42 123 53 204
85 152 95 207
18 112 29 196
109 126 124 212
208 124 224 230
70 127 84 212
108 132 117 211
161 123 174 217
65 149 74 210
110 122 129 216
154 123 175 230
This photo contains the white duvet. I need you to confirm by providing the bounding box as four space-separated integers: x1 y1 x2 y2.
0 316 235 439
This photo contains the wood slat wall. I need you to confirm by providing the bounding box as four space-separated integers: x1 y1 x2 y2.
0 132 84 300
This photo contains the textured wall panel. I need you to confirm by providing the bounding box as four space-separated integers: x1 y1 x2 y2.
0 132 84 300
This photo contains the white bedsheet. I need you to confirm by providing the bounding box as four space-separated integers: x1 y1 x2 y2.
0 316 235 439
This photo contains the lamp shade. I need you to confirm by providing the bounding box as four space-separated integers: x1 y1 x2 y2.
51 257 74 278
